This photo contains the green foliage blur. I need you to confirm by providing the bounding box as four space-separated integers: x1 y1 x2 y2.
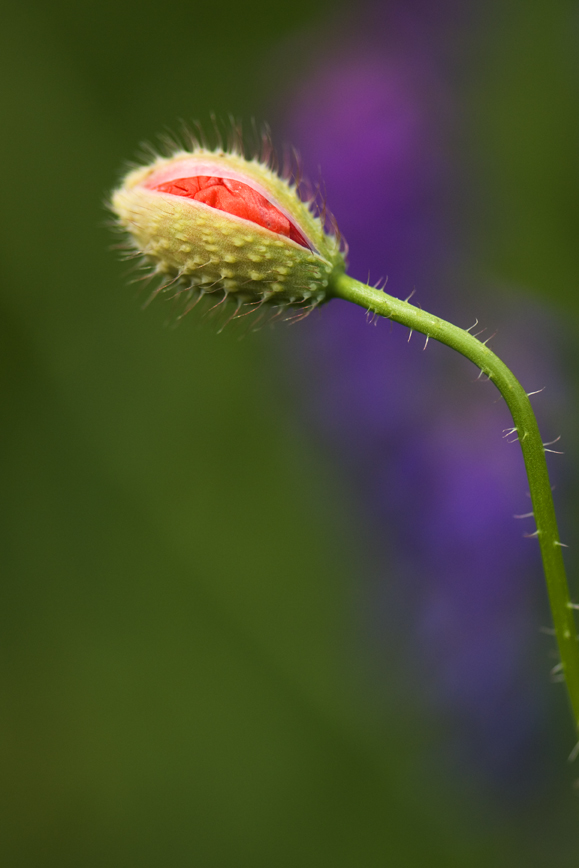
1 0 578 865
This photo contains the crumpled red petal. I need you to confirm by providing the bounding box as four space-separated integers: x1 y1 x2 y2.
154 175 309 248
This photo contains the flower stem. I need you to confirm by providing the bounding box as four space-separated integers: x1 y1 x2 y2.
330 272 579 743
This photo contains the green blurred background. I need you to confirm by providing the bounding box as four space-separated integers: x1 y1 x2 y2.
1 0 579 865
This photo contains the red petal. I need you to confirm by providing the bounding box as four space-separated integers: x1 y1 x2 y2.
154 176 309 248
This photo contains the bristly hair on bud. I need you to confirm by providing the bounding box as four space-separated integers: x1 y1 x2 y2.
109 121 346 327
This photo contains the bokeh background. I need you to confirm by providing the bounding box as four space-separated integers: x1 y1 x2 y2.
1 0 579 865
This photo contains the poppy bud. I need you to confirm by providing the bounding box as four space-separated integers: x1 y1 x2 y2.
110 143 345 314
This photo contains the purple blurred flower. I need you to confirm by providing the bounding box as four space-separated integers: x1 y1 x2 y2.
280 2 566 792
289 47 450 291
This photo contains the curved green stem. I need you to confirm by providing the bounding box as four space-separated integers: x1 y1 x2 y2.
330 272 579 743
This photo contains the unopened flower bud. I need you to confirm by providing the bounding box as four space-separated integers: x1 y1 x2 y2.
110 144 345 313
